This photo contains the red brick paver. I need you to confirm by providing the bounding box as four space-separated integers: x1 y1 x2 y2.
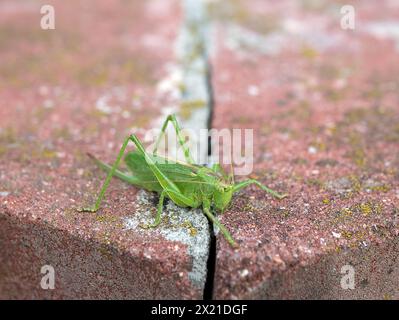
0 0 208 299
209 0 399 299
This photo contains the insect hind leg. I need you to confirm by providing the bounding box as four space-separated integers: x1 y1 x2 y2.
152 114 195 164
131 134 198 208
79 134 146 212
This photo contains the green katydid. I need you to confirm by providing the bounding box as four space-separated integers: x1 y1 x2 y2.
79 114 287 247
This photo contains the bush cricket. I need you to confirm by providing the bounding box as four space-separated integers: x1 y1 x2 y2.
80 114 287 247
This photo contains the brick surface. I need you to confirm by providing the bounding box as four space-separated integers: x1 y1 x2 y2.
0 0 209 299
2 0 399 300
209 0 399 299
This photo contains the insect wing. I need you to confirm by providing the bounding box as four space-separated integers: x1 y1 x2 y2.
125 152 203 192
123 152 163 192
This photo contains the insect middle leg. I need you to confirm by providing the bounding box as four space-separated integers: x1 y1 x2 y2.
152 114 195 164
233 179 287 199
141 190 166 228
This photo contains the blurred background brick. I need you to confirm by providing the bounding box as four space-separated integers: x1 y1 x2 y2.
208 0 399 299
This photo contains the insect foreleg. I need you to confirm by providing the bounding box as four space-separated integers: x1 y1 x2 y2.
203 200 237 247
233 179 287 199
152 114 195 164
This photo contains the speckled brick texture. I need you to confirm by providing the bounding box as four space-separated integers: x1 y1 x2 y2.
209 0 399 299
0 0 208 299
2 0 399 300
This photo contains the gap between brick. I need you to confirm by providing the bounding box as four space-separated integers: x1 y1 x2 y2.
203 63 216 300
179 0 217 299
